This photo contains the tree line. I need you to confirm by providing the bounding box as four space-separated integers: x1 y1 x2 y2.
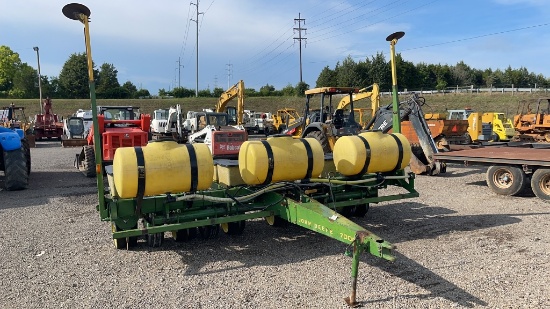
1 44 549 100
316 53 550 91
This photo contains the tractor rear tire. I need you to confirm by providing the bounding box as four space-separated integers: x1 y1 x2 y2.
486 165 526 196
305 130 331 153
22 138 31 175
2 148 28 191
530 168 550 202
81 145 96 177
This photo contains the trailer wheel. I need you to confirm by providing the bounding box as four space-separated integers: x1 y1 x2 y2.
80 145 96 177
530 168 550 202
221 220 246 235
305 130 330 153
172 228 198 242
147 232 164 248
486 165 526 196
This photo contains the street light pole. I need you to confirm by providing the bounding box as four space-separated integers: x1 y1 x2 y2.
33 46 43 114
62 3 106 213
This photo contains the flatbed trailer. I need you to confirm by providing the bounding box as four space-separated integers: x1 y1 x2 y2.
434 144 550 202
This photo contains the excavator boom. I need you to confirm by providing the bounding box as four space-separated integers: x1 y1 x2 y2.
337 83 380 117
216 80 244 125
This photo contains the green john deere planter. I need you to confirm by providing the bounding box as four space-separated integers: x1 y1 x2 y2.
63 3 414 306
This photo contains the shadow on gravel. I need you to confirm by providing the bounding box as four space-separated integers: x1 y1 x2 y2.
0 170 96 210
361 201 528 243
363 252 488 308
353 201 550 307
136 221 345 276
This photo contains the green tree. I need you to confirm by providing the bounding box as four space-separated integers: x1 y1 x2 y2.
259 84 275 96
212 87 224 98
198 89 212 97
280 83 296 96
394 53 417 90
96 63 121 99
171 87 195 98
295 81 309 96
0 45 22 96
450 61 474 87
335 56 359 87
366 52 390 89
58 53 97 99
10 63 37 98
121 81 137 98
135 88 151 98
315 66 337 87
244 88 257 97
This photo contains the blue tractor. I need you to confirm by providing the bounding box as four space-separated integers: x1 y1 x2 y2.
0 126 30 190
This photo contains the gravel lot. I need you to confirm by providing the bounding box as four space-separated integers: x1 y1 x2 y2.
1 141 549 308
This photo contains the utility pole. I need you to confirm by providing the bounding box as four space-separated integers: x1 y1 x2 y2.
176 57 183 88
293 13 307 83
226 62 233 89
33 46 43 113
191 1 203 97
214 75 218 89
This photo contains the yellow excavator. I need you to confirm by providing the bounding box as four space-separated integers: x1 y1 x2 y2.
336 83 380 127
215 80 244 126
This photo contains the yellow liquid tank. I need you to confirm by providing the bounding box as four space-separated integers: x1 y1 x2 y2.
113 141 213 198
333 131 411 176
239 136 324 185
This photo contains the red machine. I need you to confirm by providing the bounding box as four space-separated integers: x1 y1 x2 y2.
75 106 150 177
33 98 63 140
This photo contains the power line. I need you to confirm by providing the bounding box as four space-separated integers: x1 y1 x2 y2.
403 22 550 51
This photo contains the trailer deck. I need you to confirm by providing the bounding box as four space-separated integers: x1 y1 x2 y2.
434 146 550 167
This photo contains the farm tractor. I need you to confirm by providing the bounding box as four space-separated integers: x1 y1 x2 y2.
74 106 149 177
0 126 30 190
63 4 419 306
512 97 550 142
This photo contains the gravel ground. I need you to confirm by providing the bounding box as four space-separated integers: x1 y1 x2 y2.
1 141 549 309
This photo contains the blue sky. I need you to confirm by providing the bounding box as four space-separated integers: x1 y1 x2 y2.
1 0 549 95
